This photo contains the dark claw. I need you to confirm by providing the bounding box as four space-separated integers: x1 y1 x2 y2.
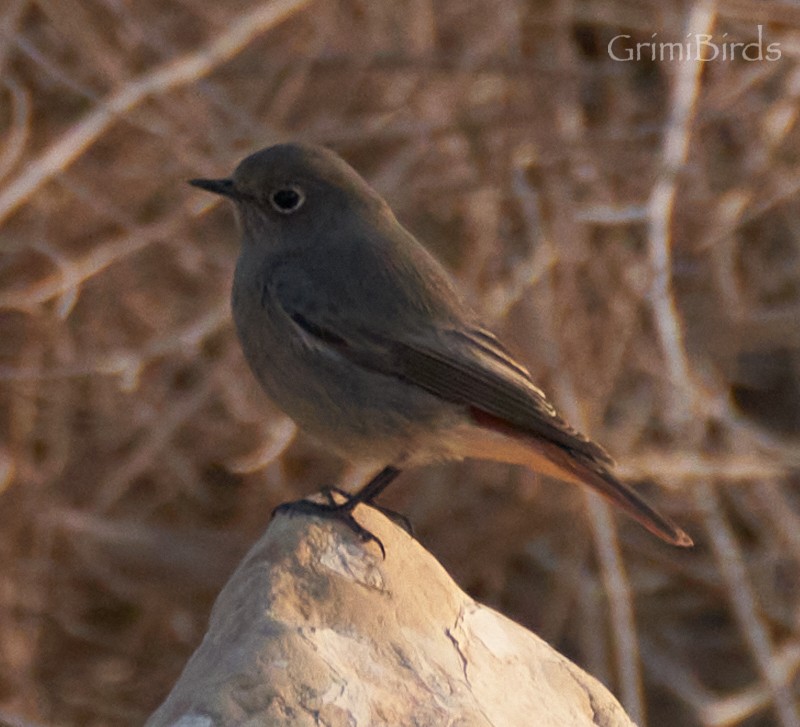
341 512 386 559
370 504 414 535
272 497 386 558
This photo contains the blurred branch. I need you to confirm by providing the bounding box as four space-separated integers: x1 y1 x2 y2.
0 77 30 183
698 643 800 727
583 491 644 722
0 301 229 389
753 481 800 561
643 637 800 727
50 508 245 594
617 452 789 484
693 480 800 727
646 0 717 422
479 152 556 322
94 373 218 511
0 219 180 314
0 0 312 226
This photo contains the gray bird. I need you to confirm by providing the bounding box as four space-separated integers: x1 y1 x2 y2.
190 143 692 550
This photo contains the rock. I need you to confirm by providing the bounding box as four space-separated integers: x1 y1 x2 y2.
146 495 636 727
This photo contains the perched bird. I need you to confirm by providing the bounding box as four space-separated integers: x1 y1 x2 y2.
190 143 692 550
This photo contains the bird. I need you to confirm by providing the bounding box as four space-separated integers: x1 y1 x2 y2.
189 143 692 551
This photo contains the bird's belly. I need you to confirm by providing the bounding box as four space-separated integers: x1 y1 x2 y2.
233 302 460 463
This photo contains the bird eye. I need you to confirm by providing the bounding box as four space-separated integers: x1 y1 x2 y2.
268 186 305 214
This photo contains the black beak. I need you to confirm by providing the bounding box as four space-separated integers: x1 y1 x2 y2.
188 177 240 199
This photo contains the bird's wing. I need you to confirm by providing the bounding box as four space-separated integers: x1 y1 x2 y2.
389 326 615 465
278 285 612 466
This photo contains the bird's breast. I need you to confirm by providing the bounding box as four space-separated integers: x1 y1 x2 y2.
230 264 463 462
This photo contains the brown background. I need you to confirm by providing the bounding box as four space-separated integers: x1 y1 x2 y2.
1 1 800 725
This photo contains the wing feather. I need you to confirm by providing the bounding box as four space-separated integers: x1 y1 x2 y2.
284 298 611 466
387 328 613 465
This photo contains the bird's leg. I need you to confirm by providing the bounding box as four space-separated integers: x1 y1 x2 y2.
272 466 406 556
343 466 412 534
344 465 402 506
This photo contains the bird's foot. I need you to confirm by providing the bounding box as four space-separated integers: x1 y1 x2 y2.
319 486 414 535
272 493 386 558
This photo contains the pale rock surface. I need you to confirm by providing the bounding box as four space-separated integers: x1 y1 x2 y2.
146 497 636 727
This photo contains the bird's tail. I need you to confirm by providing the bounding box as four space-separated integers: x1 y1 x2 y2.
530 438 693 547
559 450 692 547
454 424 693 547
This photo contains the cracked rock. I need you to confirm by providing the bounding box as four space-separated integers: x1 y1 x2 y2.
146 496 636 727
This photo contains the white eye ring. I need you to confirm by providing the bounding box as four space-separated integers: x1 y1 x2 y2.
268 186 305 214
